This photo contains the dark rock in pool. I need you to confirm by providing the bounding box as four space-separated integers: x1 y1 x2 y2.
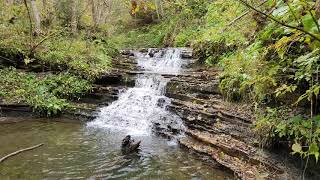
121 135 141 154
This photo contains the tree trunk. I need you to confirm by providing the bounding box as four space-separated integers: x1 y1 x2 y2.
315 0 320 19
154 0 163 19
70 0 78 35
5 0 14 5
30 0 41 35
42 0 48 24
101 0 112 24
42 0 47 11
42 0 48 17
97 0 105 24
90 0 98 28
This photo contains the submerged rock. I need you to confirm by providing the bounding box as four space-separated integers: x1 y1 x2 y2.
121 135 141 154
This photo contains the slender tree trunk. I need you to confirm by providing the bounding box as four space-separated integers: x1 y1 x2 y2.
23 0 33 53
5 0 14 5
315 0 320 19
90 0 98 28
42 0 48 24
30 0 41 35
70 0 78 35
103 0 112 23
42 0 47 12
157 0 164 17
42 0 48 17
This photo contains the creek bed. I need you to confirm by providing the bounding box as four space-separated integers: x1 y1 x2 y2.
0 118 233 179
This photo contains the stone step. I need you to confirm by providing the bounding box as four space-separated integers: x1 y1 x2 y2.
169 98 251 125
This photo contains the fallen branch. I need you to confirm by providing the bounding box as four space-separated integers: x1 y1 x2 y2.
0 143 44 163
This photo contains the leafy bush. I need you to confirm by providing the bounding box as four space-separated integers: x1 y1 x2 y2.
191 0 257 65
35 37 111 79
214 0 320 161
0 68 91 116
219 42 278 102
254 107 320 162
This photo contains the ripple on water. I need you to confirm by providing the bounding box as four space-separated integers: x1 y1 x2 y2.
0 120 233 179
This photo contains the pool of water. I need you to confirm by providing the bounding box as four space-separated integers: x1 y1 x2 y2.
0 119 233 179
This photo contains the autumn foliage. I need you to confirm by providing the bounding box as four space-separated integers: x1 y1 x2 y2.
130 0 157 23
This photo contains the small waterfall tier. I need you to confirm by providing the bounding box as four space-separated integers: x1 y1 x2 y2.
87 48 187 136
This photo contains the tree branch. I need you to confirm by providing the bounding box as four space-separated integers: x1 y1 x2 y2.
226 0 268 27
237 0 320 42
0 144 44 163
309 9 320 33
30 30 63 55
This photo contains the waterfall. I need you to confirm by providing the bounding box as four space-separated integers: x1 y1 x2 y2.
87 48 186 136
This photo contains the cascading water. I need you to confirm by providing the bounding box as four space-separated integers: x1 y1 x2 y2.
0 48 232 179
87 48 186 136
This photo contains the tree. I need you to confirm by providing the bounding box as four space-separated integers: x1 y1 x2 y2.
30 0 41 35
70 0 78 35
90 0 110 29
5 0 14 5
315 0 320 19
90 0 98 28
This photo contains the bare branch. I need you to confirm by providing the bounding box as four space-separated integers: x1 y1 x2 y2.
0 144 44 163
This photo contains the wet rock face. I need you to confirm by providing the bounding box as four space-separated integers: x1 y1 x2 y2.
164 65 298 179
165 69 255 143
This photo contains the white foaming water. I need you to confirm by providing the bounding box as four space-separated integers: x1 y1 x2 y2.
136 48 186 74
87 48 186 136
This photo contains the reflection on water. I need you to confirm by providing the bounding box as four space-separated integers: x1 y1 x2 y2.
0 119 233 179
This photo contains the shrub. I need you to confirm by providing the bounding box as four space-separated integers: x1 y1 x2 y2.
0 68 91 116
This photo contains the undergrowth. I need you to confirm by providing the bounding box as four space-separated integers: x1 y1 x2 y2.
0 68 91 116
138 0 320 162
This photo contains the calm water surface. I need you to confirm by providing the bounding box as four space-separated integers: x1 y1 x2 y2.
0 119 233 180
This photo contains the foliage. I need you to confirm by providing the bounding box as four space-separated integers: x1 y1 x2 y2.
149 0 320 161
115 0 211 48
219 42 279 102
2 0 320 162
0 68 91 116
215 0 320 161
191 0 257 64
254 107 320 162
0 1 115 79
129 0 157 22
35 36 111 79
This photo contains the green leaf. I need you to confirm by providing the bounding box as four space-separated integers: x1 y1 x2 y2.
309 143 319 162
292 143 302 154
302 13 318 34
272 5 288 17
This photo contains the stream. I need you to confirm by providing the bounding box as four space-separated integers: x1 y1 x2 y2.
0 48 233 179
